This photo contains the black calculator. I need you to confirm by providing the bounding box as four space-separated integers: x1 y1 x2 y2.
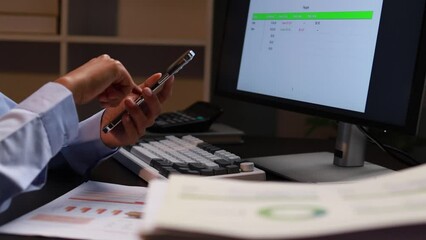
147 101 223 133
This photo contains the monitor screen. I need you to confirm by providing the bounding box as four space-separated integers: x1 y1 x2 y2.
215 0 426 135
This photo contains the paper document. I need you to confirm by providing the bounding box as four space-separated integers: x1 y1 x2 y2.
141 164 426 239
0 181 147 240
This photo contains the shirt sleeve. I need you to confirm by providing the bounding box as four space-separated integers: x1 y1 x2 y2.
0 82 79 212
60 110 118 176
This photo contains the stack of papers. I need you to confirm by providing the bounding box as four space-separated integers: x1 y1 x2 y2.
141 164 426 239
3 164 426 240
0 181 147 240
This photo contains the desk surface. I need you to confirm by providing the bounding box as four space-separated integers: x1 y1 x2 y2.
0 135 412 239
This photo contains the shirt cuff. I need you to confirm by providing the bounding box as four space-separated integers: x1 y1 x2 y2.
17 82 79 153
61 110 118 175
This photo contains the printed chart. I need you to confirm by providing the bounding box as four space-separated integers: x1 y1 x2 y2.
0 181 147 240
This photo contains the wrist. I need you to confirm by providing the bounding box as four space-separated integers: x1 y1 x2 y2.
55 76 80 104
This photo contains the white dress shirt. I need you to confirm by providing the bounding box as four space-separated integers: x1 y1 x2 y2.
0 82 116 213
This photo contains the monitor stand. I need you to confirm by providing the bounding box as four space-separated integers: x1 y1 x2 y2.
247 122 393 183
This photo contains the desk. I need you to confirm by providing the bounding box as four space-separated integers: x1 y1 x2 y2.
0 136 413 239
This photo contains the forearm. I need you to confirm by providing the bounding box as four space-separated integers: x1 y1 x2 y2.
0 83 78 211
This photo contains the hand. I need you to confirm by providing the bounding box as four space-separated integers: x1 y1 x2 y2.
55 54 141 106
100 73 174 148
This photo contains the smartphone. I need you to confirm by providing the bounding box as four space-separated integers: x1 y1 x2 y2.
102 50 195 133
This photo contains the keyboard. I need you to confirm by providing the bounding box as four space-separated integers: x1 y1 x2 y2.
113 135 265 182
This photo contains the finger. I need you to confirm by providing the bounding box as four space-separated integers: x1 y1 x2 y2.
157 75 174 103
98 91 122 107
100 86 127 100
132 85 143 95
140 73 162 88
113 59 139 96
124 98 147 136
141 87 161 122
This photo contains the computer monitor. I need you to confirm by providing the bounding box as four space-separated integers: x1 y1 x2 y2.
214 0 426 182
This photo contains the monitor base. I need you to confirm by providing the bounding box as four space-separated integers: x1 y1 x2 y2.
247 152 393 183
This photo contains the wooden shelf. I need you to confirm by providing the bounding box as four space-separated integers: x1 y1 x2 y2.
0 34 207 46
66 36 207 46
0 0 213 116
0 34 61 42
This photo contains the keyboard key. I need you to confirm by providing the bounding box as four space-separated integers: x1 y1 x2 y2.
150 159 173 170
200 168 215 176
240 162 255 172
214 159 232 168
214 167 227 175
187 170 200 175
179 168 200 175
232 158 246 166
130 146 161 165
197 142 221 153
182 135 204 145
177 167 191 174
226 165 240 174
159 167 181 178
172 162 188 169
188 162 207 171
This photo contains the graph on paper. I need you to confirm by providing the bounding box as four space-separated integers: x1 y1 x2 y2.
0 181 147 240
